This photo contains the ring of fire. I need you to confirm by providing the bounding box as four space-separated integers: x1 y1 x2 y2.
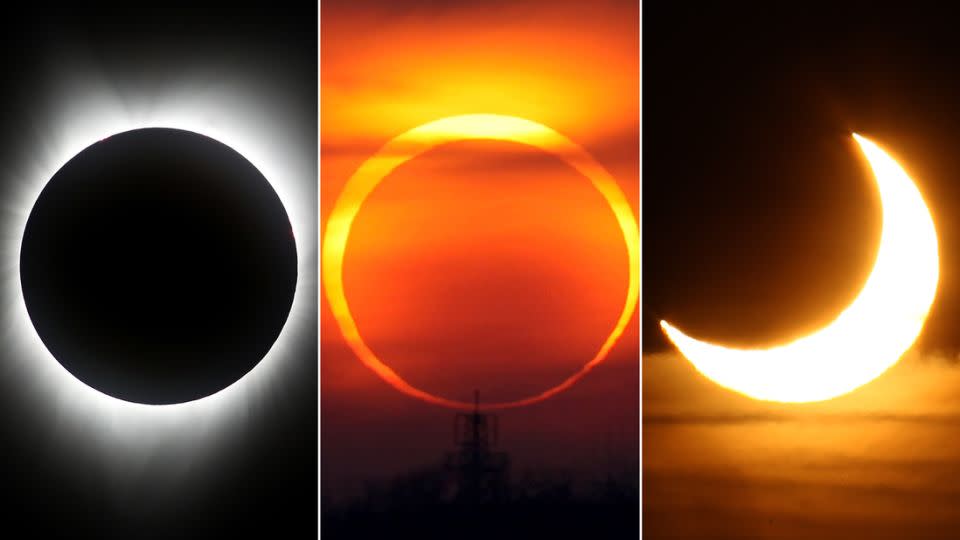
322 114 639 410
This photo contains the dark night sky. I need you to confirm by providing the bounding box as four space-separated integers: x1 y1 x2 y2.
644 4 960 538
644 3 960 354
0 6 316 538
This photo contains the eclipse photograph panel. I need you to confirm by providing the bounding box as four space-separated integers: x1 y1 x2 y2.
645 3 960 539
321 1 638 537
0 5 316 538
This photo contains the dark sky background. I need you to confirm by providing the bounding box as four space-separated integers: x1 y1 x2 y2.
645 4 960 538
645 3 960 353
0 6 316 538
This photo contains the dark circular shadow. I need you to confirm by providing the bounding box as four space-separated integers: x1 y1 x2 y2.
20 128 298 405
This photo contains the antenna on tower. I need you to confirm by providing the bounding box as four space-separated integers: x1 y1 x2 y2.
445 389 509 504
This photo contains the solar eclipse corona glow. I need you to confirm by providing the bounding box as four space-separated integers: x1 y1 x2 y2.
3 68 316 466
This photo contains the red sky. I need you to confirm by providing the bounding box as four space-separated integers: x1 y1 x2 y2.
320 0 638 499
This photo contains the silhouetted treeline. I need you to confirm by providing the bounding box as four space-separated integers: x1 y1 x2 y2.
322 465 639 539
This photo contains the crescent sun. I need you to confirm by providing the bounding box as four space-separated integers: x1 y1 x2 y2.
661 134 940 403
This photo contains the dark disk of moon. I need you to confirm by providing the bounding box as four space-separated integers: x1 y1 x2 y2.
20 128 297 405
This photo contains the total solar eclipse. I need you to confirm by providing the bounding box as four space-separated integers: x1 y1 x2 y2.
19 128 297 405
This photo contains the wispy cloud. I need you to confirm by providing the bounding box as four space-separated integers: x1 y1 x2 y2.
645 349 960 538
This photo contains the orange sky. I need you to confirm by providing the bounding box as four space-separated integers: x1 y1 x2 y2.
321 0 638 403
320 0 638 496
645 349 960 538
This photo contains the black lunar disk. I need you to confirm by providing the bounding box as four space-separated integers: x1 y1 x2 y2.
20 128 298 405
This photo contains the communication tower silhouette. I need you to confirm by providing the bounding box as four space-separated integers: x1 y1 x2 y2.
444 390 510 503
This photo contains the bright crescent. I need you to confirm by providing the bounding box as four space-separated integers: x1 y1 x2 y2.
323 114 640 410
661 134 939 403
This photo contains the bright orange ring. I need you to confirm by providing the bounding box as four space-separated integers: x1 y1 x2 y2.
322 114 639 410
